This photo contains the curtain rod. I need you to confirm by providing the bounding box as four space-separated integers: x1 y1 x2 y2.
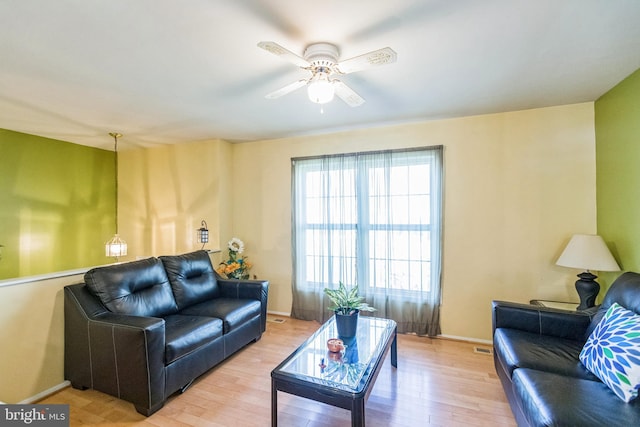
291 145 443 163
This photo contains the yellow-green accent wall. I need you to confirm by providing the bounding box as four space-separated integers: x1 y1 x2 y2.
0 129 114 279
595 68 640 286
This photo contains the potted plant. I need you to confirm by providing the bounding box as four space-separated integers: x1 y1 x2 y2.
323 282 375 338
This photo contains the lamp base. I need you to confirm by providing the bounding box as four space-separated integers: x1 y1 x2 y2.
575 271 599 310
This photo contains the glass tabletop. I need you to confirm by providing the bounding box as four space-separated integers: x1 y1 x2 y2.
276 316 396 393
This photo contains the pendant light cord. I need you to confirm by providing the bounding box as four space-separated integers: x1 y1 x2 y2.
114 135 118 235
109 132 121 235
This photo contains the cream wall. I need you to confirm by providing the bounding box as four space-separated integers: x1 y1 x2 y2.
117 138 232 261
231 103 596 340
0 273 82 403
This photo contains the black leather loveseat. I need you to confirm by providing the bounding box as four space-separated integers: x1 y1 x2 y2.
64 250 268 416
492 272 640 426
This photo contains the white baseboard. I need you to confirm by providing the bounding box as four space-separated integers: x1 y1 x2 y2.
438 334 493 345
264 312 492 345
18 381 70 404
267 310 291 317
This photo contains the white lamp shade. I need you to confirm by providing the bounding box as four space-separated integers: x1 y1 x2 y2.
307 73 335 104
105 234 128 257
556 234 620 272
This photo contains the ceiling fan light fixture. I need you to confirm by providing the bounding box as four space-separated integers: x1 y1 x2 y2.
258 41 396 107
307 72 334 104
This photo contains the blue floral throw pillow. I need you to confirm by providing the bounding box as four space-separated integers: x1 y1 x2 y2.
579 302 640 402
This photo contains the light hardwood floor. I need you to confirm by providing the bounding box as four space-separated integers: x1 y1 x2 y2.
40 316 516 426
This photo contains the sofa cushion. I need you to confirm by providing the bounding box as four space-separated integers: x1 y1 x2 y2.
85 257 178 317
164 314 223 364
160 250 220 310
580 302 640 402
512 368 640 427
494 328 596 380
179 298 261 334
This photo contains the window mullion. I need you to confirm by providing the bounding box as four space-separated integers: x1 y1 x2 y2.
356 157 369 290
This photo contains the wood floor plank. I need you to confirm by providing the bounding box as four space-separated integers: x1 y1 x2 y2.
39 316 515 426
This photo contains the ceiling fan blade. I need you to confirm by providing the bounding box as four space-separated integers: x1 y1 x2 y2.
265 79 308 99
257 41 310 68
336 47 397 74
334 80 365 107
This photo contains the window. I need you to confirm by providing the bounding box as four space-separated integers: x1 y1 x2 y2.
291 146 443 335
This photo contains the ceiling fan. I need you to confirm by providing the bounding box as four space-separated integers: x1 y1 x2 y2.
257 41 397 107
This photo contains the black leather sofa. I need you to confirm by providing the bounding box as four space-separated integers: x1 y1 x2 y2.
492 272 640 426
64 250 268 416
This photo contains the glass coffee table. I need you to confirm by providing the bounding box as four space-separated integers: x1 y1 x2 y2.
271 316 397 427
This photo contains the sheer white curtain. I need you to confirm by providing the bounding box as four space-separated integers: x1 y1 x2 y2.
291 146 443 336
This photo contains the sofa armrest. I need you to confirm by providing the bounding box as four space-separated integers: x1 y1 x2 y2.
217 277 269 332
492 300 594 341
64 284 166 415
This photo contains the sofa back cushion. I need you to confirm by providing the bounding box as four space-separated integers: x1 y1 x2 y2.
85 257 178 317
160 250 220 310
586 271 640 337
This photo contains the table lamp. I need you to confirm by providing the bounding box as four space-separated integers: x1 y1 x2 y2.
556 234 620 310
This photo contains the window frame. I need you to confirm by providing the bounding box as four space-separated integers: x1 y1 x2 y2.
293 146 443 297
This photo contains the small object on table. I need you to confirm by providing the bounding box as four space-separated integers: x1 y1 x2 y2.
327 338 344 353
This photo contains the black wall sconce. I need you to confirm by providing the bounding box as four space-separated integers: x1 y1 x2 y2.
197 220 209 249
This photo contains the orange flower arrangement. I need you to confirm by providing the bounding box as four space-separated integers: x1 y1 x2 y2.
216 237 252 279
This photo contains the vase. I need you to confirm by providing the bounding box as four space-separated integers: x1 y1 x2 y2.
335 309 359 338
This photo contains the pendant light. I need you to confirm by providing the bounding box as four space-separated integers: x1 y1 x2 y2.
105 132 127 259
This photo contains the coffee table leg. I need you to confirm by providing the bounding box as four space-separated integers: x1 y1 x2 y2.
391 328 397 367
352 399 365 427
271 380 277 427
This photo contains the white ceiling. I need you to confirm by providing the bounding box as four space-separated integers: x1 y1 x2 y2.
1 0 639 150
